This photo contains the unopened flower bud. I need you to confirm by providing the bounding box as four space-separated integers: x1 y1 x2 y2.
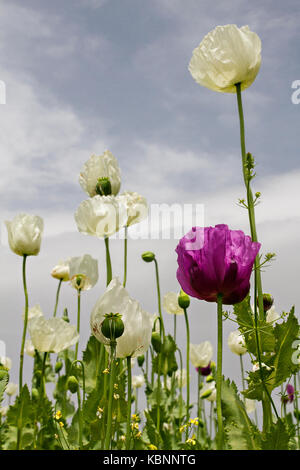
55 361 63 374
151 332 162 353
178 289 190 309
262 293 274 312
141 252 155 263
201 388 213 399
206 375 214 383
95 177 112 196
67 375 79 394
137 355 145 367
32 388 39 400
101 313 124 340
62 308 70 323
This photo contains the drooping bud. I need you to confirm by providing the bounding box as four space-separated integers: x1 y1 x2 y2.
200 388 213 399
137 355 145 367
178 289 190 309
95 177 112 196
62 308 70 323
151 332 162 353
141 251 155 263
206 375 214 383
262 293 274 312
55 361 63 374
101 313 124 341
67 375 79 394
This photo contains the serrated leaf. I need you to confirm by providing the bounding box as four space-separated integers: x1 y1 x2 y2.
267 308 299 390
0 367 9 404
222 379 261 450
261 419 290 450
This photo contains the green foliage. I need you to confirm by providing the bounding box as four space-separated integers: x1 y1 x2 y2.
261 419 291 450
0 367 9 404
222 379 261 450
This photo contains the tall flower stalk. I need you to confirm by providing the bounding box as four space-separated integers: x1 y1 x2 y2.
235 82 279 427
105 236 112 286
19 255 29 393
53 279 63 318
126 356 132 449
216 293 223 449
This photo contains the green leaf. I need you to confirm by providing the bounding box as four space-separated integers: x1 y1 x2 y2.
0 367 9 404
261 419 290 450
267 308 299 390
82 336 104 393
221 379 261 450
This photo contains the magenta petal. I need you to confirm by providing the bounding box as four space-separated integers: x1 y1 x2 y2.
175 224 260 306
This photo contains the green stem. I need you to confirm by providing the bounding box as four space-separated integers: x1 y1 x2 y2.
153 258 167 389
235 82 264 322
240 354 245 395
19 255 28 392
216 293 223 450
104 236 112 286
294 374 299 449
17 255 29 450
104 341 116 450
126 356 132 449
235 82 277 428
173 315 177 343
53 279 63 318
75 289 81 361
183 307 190 436
177 348 183 424
123 226 128 287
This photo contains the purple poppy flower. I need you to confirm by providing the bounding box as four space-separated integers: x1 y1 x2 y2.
199 362 212 376
175 224 260 305
286 384 294 403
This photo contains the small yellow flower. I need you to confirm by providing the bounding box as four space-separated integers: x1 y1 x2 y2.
54 410 62 420
120 435 126 442
186 437 196 446
189 417 199 426
103 368 109 374
113 393 120 400
135 431 142 439
148 444 157 450
131 413 139 422
59 421 64 428
114 383 118 390
179 424 187 433
131 422 139 431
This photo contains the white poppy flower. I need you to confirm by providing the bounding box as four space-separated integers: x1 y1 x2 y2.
28 316 79 353
118 191 148 227
90 277 153 358
51 259 70 282
200 381 217 402
0 357 11 370
5 213 44 256
189 24 261 93
266 306 280 324
163 292 184 316
69 254 98 291
132 375 145 389
190 341 213 368
24 339 35 357
22 304 43 321
79 151 121 197
6 382 18 397
245 398 256 414
74 195 127 238
228 330 247 355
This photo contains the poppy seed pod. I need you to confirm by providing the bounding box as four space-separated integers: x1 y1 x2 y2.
262 293 274 312
101 313 125 341
95 177 112 196
67 376 79 394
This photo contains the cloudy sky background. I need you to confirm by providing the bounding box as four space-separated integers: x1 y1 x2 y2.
1 0 300 419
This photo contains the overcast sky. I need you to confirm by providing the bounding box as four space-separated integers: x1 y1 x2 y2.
1 0 300 416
